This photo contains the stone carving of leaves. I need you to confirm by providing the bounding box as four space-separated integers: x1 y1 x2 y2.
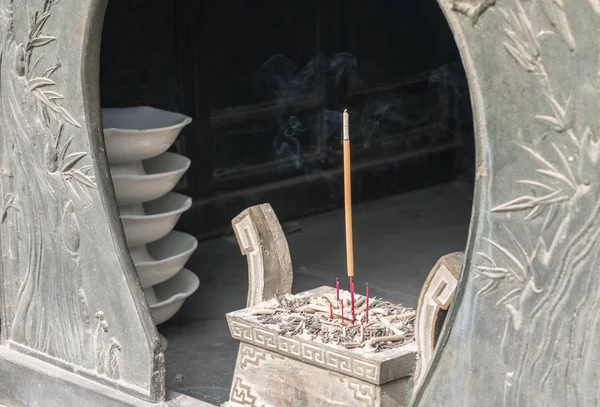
539 0 576 50
501 2 541 73
25 4 80 128
468 1 600 405
451 0 496 25
0 0 113 378
46 124 97 199
502 0 579 146
491 141 574 219
24 3 96 200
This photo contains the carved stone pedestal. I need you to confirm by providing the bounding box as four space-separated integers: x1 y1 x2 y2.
223 287 416 407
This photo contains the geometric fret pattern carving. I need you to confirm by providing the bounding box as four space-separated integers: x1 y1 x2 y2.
228 339 407 407
230 377 261 407
239 342 284 369
232 214 265 308
348 381 377 407
413 252 463 392
226 289 414 406
232 204 293 308
330 372 377 407
229 318 379 383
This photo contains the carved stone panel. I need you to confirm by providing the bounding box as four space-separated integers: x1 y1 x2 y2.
0 0 163 402
413 0 600 406
413 252 462 392
223 342 413 407
232 204 293 308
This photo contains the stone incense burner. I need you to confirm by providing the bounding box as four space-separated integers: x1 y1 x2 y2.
224 287 416 407
217 203 441 407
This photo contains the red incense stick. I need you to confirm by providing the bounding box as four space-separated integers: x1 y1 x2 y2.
329 303 333 320
336 278 340 302
350 277 355 324
366 283 369 324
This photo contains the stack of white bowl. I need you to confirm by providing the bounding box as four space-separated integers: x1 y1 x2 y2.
102 106 200 348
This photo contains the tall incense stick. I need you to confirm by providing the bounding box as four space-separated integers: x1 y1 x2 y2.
343 109 356 322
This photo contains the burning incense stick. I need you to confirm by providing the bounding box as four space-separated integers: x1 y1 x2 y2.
343 109 356 323
336 278 340 302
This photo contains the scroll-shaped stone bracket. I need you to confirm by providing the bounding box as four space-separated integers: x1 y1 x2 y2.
232 204 293 307
413 252 463 392
226 204 294 407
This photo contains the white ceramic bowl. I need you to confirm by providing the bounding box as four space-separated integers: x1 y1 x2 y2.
159 334 168 352
129 231 198 288
102 106 192 164
120 192 192 247
110 152 191 205
145 268 200 325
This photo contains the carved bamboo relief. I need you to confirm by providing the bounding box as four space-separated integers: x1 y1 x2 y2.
0 0 163 402
1 0 98 362
414 0 600 405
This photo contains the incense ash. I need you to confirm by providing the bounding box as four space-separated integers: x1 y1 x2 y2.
250 291 415 353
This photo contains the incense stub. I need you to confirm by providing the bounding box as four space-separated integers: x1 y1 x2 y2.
223 287 416 407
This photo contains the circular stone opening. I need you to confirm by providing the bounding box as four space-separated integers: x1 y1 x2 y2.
99 1 474 404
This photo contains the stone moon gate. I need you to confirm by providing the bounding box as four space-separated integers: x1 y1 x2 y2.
0 0 599 406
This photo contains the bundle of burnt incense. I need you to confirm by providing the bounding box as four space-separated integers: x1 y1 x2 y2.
250 291 415 353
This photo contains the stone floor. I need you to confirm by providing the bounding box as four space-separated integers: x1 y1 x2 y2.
159 180 474 406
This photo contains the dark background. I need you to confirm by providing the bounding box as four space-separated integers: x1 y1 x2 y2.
99 0 474 240
99 3 475 404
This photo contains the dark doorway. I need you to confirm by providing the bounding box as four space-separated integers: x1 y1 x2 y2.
100 1 474 404
100 0 474 241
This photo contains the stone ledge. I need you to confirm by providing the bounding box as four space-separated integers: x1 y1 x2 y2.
0 347 215 407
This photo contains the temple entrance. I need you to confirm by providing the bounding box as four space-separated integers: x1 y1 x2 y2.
99 0 473 404
2 0 597 405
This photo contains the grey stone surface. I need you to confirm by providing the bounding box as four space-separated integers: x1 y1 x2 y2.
413 252 462 391
0 346 215 407
163 182 472 405
227 286 416 385
412 1 600 406
225 203 295 407
231 204 293 308
1 6 511 407
224 342 413 407
223 204 418 406
0 0 164 403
